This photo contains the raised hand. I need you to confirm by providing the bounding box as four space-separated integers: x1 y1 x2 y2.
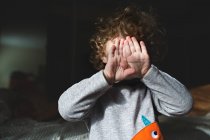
123 36 151 78
103 38 135 84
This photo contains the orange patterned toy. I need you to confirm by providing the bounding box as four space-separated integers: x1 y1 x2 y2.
132 116 164 140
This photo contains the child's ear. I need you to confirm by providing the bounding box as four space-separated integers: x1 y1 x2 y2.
102 56 108 63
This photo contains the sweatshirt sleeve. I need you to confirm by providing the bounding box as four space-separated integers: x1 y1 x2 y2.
141 65 193 116
58 70 111 121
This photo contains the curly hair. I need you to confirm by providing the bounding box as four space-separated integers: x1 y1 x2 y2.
90 5 168 70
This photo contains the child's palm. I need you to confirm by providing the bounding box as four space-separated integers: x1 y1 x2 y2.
127 51 150 78
123 37 150 78
115 57 135 81
104 45 135 84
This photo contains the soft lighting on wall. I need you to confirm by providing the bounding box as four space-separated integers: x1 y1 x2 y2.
0 25 46 48
0 35 46 48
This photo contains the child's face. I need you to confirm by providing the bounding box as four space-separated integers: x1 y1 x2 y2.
102 37 124 63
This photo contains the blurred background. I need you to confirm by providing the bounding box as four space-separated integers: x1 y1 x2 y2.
0 0 210 139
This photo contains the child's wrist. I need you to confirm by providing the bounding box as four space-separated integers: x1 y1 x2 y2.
103 70 114 85
141 65 151 78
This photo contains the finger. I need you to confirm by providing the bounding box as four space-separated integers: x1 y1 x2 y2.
115 37 120 49
140 41 148 54
124 68 135 77
119 38 124 57
116 38 120 56
123 40 126 57
123 40 132 57
120 38 124 47
120 57 128 69
131 37 141 52
114 45 119 57
108 45 115 58
127 36 136 53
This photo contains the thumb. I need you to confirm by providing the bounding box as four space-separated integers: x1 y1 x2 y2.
124 68 135 77
120 57 128 69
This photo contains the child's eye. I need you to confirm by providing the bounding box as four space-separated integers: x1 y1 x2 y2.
151 131 159 139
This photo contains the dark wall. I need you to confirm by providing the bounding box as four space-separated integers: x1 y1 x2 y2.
156 0 210 87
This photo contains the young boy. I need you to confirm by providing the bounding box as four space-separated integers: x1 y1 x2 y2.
58 5 193 140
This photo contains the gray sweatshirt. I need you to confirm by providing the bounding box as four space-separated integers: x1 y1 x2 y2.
58 65 193 140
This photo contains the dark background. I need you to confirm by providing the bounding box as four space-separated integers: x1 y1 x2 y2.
0 0 210 101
